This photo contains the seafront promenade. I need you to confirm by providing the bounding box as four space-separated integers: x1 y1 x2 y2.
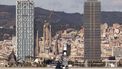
0 68 122 69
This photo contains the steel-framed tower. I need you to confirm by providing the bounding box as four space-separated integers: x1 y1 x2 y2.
84 0 101 61
16 0 34 60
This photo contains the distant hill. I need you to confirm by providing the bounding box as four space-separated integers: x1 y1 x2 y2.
0 5 122 37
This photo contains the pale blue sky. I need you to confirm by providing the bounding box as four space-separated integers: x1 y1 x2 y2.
0 0 122 13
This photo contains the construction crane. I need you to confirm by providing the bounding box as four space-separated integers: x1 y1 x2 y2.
43 11 54 54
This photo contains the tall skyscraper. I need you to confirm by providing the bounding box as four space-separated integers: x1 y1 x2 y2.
16 0 34 60
84 0 101 61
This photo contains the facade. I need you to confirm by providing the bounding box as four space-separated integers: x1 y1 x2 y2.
43 21 52 54
84 0 101 61
16 0 34 60
113 47 122 58
35 30 39 57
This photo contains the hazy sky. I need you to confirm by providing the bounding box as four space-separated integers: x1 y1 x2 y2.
0 0 122 13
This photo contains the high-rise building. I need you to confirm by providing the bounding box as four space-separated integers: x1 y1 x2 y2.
35 30 39 57
84 0 101 61
43 21 52 54
16 0 34 60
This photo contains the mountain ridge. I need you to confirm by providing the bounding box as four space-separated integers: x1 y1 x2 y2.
0 5 122 37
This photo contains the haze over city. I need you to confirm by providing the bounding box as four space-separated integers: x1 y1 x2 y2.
0 0 122 13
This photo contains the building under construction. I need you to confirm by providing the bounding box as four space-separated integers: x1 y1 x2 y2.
43 21 52 54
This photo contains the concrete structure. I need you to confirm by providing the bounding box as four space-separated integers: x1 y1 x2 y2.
16 0 34 60
43 21 52 54
35 30 39 57
84 0 101 61
103 59 119 67
113 47 122 57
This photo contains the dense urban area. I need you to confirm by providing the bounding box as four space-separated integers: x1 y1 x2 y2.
0 23 122 67
0 0 122 68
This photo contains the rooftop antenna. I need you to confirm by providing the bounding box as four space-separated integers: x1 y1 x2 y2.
45 10 54 23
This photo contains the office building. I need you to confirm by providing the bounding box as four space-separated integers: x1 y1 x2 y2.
84 0 101 61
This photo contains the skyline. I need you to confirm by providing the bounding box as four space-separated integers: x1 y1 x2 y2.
0 0 122 13
0 0 122 68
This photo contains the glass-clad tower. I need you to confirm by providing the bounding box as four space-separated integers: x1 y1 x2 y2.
16 0 34 60
84 0 101 61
